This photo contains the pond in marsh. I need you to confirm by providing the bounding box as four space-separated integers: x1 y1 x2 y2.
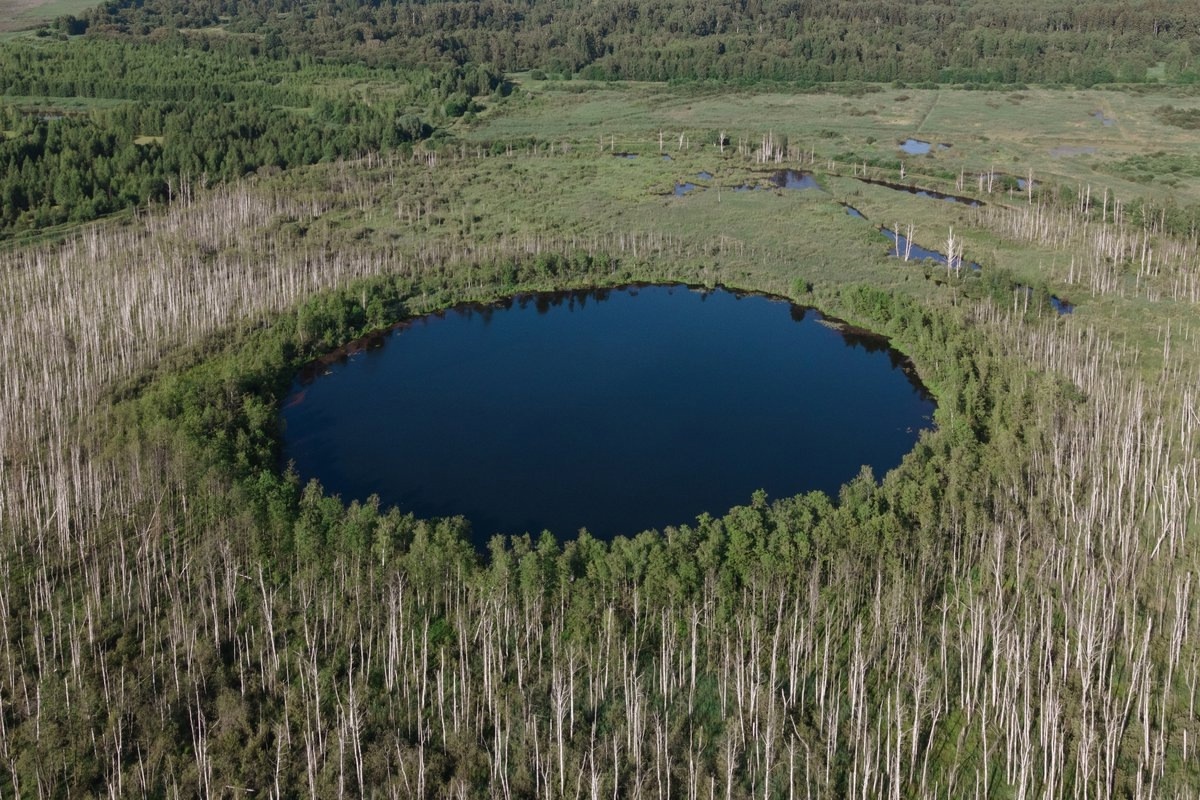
282 285 936 546
855 177 981 207
882 228 981 271
1051 296 1073 314
899 138 950 155
770 169 821 190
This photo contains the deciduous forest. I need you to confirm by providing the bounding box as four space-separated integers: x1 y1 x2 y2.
1 0 1199 796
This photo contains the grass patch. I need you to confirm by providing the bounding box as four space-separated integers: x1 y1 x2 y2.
1154 104 1200 129
0 0 100 32
1106 151 1200 183
474 82 1200 209
1 94 131 111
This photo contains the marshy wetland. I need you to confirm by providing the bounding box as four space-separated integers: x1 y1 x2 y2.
4 43 1200 795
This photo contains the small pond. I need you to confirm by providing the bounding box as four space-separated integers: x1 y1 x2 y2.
882 228 980 270
282 285 936 546
1015 285 1075 316
770 170 822 190
854 177 981 207
899 138 951 155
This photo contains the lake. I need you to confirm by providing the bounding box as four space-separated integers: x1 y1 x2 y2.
282 285 936 545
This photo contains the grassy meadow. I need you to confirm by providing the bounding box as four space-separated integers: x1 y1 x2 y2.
472 81 1200 204
0 0 96 31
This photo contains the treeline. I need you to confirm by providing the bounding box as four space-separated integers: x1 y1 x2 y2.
7 0 1194 236
0 36 504 238
78 0 1200 85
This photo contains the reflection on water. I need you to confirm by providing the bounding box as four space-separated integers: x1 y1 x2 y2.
283 285 936 545
881 228 981 271
855 177 981 207
770 170 822 190
899 138 951 155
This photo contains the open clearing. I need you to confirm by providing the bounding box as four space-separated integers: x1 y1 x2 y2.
0 0 96 31
469 82 1200 207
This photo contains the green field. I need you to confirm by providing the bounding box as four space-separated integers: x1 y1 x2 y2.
0 0 97 31
470 82 1200 206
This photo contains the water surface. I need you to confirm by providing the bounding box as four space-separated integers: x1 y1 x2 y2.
283 286 935 545
855 177 981 207
899 138 950 155
770 170 822 190
882 229 979 270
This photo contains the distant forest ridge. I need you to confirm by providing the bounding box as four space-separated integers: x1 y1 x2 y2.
76 0 1200 85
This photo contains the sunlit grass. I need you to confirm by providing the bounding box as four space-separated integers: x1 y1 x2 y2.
471 82 1200 210
0 0 99 31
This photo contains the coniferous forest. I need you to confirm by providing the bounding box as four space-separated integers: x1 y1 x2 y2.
1 0 1200 796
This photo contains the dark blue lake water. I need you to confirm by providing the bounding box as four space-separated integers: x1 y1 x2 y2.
282 285 935 545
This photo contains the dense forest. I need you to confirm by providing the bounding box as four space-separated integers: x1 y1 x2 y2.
0 36 501 238
78 0 1200 84
2 0 1200 795
4 0 1198 238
